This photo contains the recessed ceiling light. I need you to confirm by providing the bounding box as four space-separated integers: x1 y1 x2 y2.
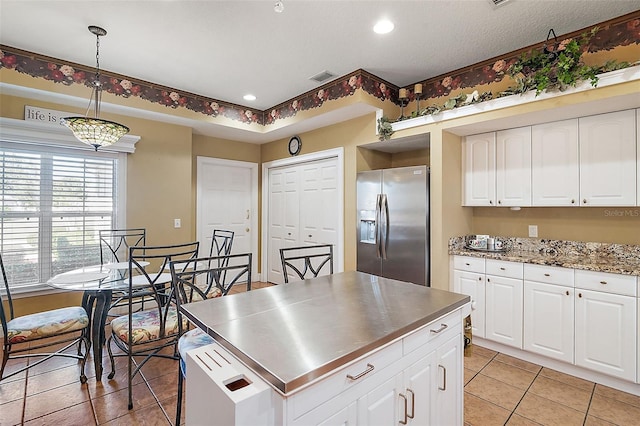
243 94 256 101
373 19 394 34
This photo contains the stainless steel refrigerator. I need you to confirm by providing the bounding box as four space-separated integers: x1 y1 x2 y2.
356 165 429 286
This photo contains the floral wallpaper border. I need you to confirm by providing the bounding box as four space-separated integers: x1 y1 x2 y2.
0 12 637 128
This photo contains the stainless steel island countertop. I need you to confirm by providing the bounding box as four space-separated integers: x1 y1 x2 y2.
180 271 470 394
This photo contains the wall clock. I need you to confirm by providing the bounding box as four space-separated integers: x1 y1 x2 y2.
288 136 302 156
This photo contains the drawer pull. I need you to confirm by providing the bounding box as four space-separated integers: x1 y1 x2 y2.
438 365 447 391
399 393 408 424
346 363 374 381
500 267 506 271
430 324 448 334
600 281 607 285
465 263 470 266
478 277 482 281
544 273 550 277
407 389 415 419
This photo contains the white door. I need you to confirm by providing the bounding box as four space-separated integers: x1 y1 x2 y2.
575 289 637 381
266 153 342 284
485 275 523 348
434 335 463 426
267 166 301 283
404 351 435 425
463 132 496 206
524 281 574 363
496 127 532 207
196 157 258 265
356 373 403 425
579 110 636 206
453 270 485 338
531 119 579 206
299 158 339 247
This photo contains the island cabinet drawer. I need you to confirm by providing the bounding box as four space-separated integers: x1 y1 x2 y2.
486 259 523 279
453 255 485 273
289 340 402 420
524 264 574 286
403 308 462 355
575 270 637 297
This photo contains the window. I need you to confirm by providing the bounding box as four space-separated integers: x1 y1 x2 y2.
0 142 123 291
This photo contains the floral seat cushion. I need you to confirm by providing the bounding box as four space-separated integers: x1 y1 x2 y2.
178 328 214 374
7 307 89 344
111 307 182 345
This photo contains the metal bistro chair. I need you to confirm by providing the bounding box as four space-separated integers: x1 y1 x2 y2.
208 229 241 292
279 244 334 283
0 253 90 383
106 241 199 410
99 228 150 317
170 252 252 426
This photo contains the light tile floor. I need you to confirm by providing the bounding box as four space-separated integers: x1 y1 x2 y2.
2 282 639 425
464 345 640 425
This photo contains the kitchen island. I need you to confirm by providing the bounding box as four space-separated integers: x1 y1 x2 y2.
181 271 470 425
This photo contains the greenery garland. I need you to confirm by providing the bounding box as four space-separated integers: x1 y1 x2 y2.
383 27 633 129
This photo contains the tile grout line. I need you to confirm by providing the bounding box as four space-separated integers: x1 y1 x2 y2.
501 363 543 425
582 382 597 426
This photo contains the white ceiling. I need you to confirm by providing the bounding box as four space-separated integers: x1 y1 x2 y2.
1 0 638 142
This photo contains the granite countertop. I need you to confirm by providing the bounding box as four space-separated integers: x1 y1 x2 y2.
449 237 640 276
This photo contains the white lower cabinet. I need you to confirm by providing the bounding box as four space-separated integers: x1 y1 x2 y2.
451 256 639 388
575 288 637 381
453 269 485 338
434 335 463 426
452 256 486 338
317 403 357 426
524 280 574 363
291 309 466 426
357 373 404 425
485 274 523 348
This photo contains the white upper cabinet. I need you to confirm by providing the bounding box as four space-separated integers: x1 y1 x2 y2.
532 119 579 206
463 132 496 206
496 127 532 207
579 110 636 206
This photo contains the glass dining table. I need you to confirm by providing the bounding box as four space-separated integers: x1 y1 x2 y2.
47 261 150 380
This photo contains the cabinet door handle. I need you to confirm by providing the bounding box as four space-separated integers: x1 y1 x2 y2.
571 199 575 204
498 200 502 205
489 200 493 205
478 277 482 281
578 293 583 298
487 278 491 282
438 364 447 391
566 290 570 296
406 389 415 419
399 392 408 425
430 324 448 334
600 281 607 285
346 363 374 381
583 199 587 204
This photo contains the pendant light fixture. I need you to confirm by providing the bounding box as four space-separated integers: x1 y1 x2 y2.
63 26 129 151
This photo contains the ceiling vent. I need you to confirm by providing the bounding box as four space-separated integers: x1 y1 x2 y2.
309 70 336 83
488 0 510 6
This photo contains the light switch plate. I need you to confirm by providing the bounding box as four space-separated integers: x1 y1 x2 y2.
174 218 181 228
528 225 538 237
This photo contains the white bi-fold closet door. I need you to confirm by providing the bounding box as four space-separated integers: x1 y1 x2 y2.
265 150 343 284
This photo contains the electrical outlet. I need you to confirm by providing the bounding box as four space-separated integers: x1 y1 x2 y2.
528 225 538 238
174 218 181 228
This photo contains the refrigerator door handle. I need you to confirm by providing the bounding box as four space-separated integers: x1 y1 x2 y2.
380 194 389 259
375 194 382 259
